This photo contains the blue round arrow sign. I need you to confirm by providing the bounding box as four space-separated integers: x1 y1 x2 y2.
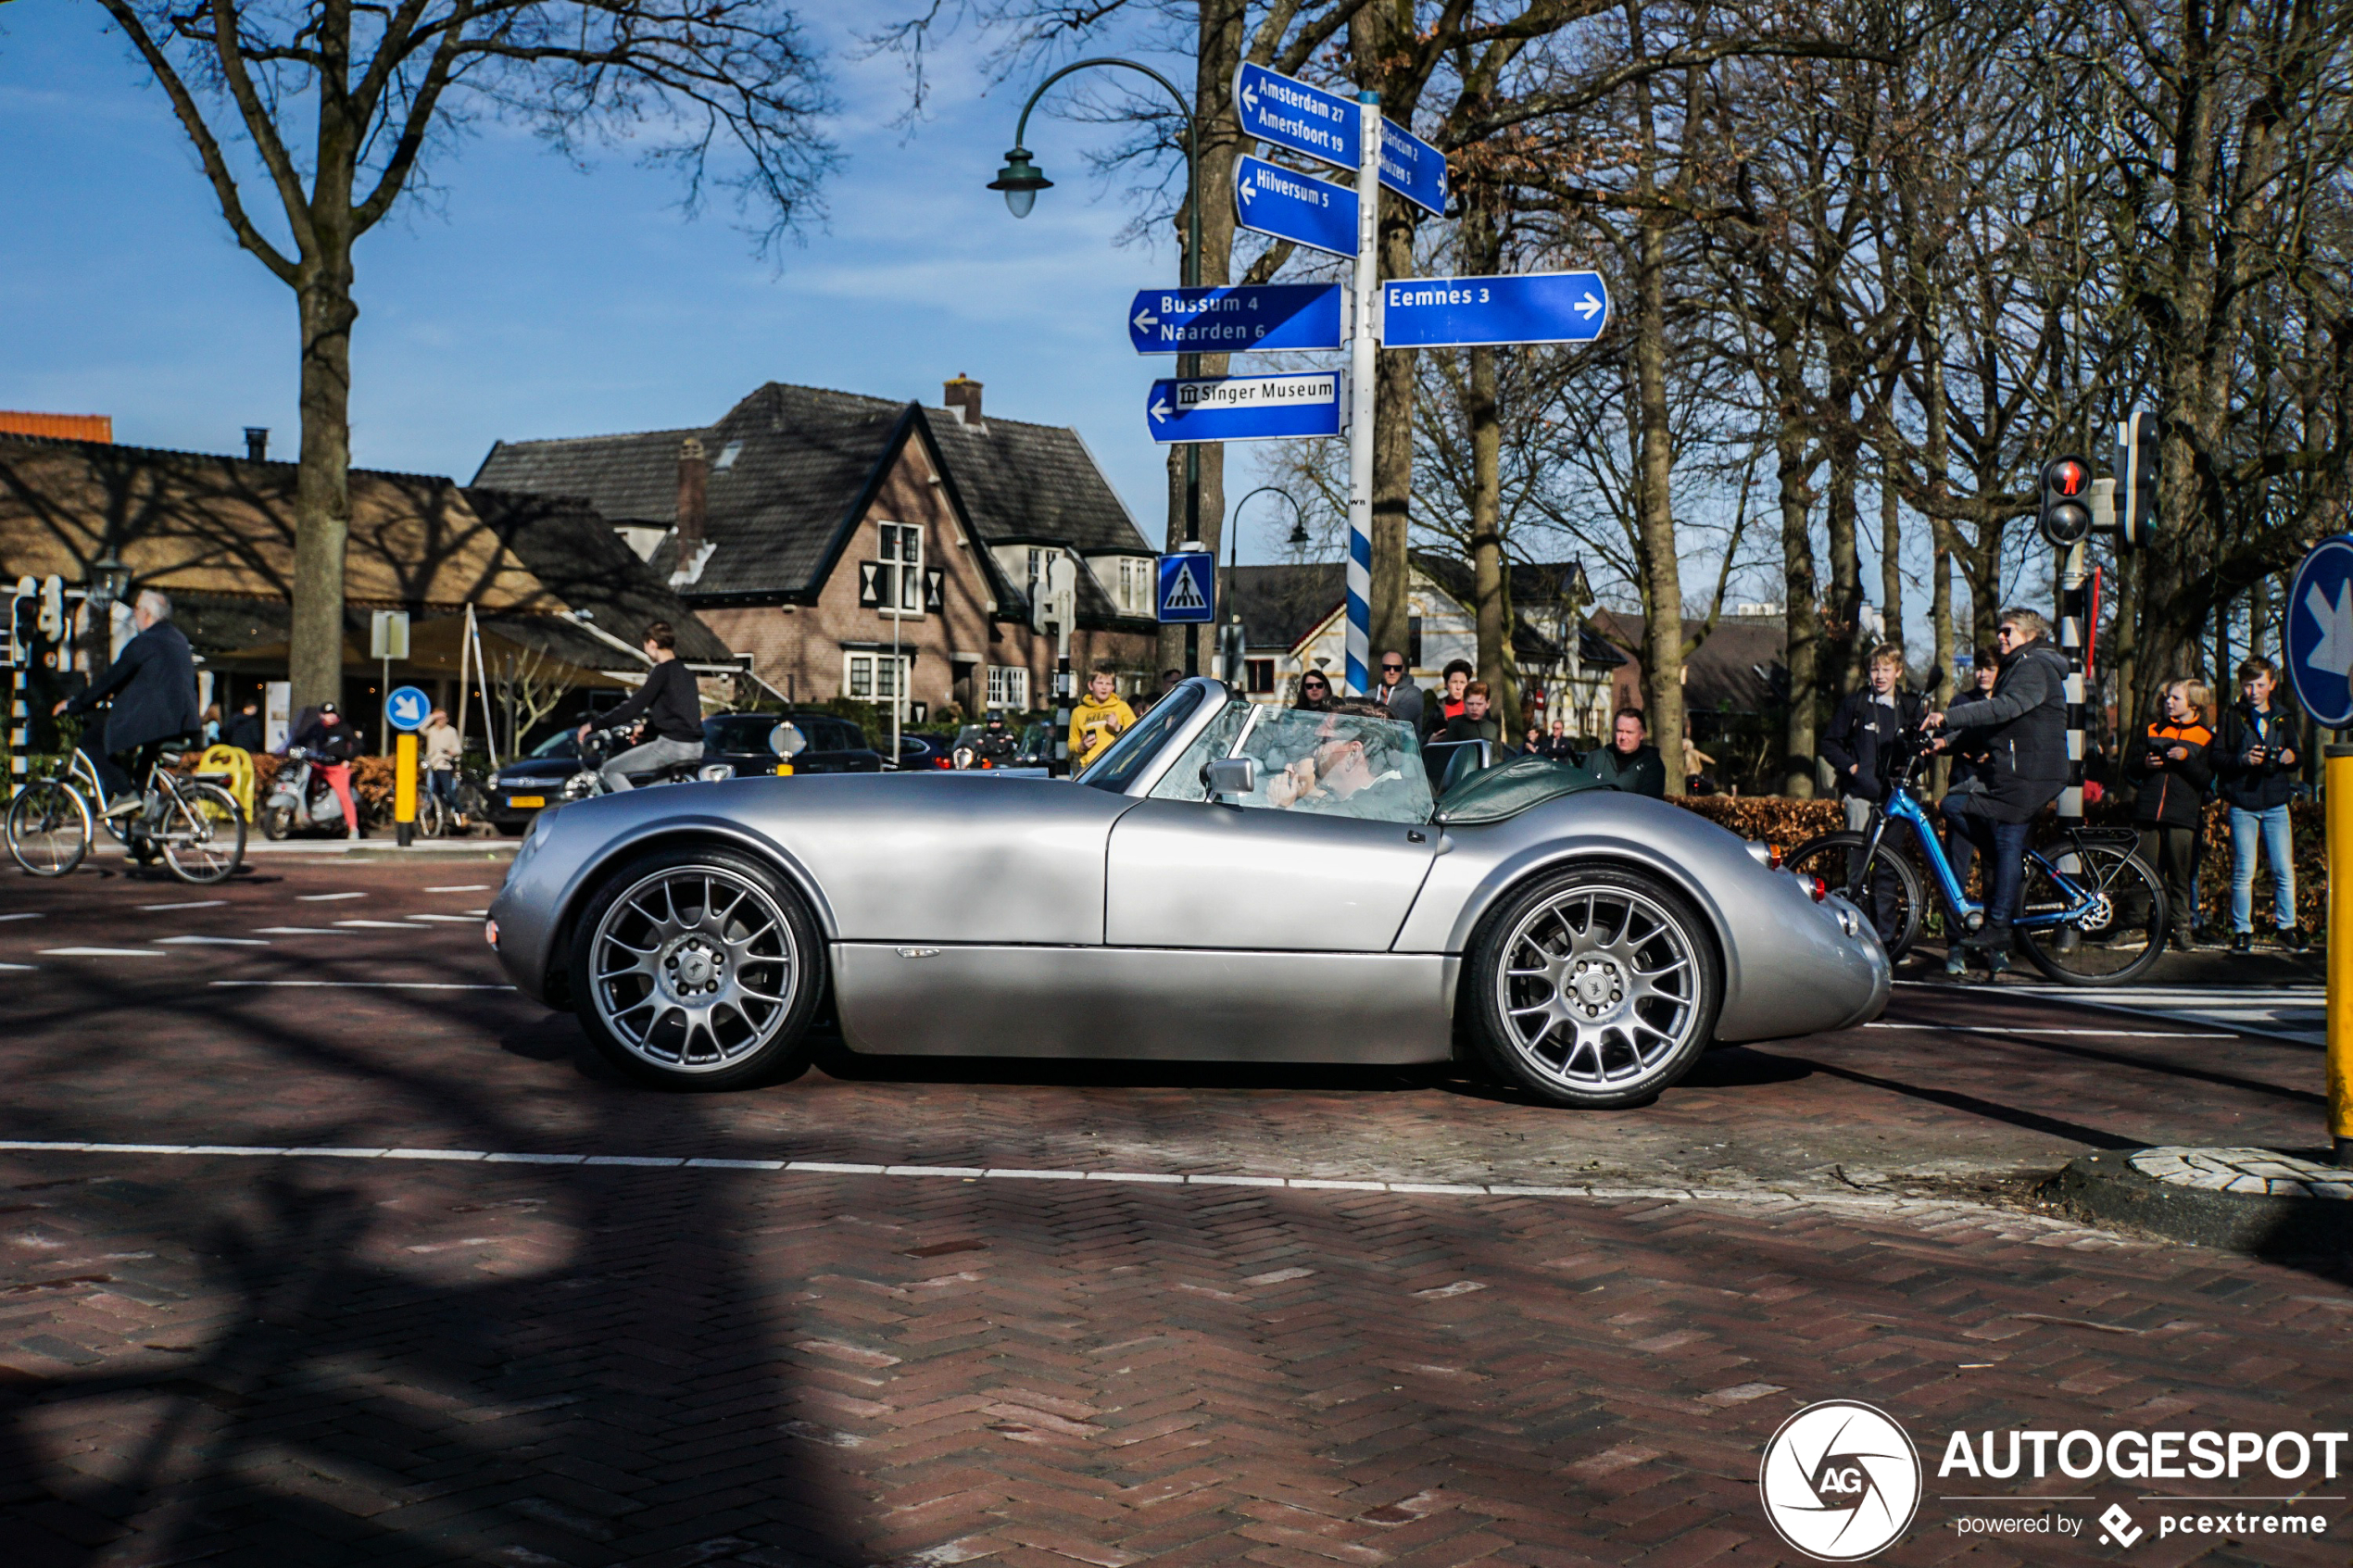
2285 535 2353 727
384 684 432 734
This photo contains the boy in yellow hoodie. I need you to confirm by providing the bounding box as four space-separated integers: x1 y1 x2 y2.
1070 669 1137 768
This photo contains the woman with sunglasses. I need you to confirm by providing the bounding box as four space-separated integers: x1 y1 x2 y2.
1294 671 1334 710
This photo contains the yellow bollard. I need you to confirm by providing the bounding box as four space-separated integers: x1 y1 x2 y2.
2331 746 2353 1165
395 731 418 848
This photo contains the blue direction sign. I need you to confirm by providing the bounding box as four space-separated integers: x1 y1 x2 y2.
384 685 431 733
1234 61 1357 173
1145 371 1346 445
2286 535 2353 727
1156 552 1215 624
1128 283 1346 354
1379 270 1610 348
1378 119 1447 216
1235 156 1357 258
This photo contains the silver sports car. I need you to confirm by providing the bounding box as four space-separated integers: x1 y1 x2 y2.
486 679 1888 1107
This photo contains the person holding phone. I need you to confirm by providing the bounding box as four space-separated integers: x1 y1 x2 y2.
2216 656 2307 951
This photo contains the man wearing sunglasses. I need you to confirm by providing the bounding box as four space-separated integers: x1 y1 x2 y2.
1372 651 1425 726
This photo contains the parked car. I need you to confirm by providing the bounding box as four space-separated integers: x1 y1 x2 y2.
490 678 1890 1104
486 711 885 833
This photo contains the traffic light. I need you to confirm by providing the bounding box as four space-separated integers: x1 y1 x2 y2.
2038 455 2094 548
2117 409 2158 550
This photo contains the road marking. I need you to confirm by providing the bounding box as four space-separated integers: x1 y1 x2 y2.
37 947 170 958
0 912 46 922
333 919 431 930
140 899 226 911
250 926 356 935
152 935 270 947
0 962 34 971
425 884 490 893
408 914 482 923
210 981 514 990
1865 1023 2228 1039
296 892 368 902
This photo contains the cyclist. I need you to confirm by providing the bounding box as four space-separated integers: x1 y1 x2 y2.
51 588 200 820
578 621 703 791
1923 608 2070 977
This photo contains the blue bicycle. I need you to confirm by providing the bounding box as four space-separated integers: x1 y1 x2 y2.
1784 726 2168 985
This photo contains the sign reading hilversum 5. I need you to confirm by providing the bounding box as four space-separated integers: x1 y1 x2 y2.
1127 283 1347 355
1379 270 1611 349
1234 156 1357 259
1145 371 1346 445
1231 59 1448 216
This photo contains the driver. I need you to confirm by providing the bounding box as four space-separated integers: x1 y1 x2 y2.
1264 701 1424 820
578 621 703 791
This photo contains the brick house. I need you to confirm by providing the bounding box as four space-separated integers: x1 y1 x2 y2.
472 379 1161 719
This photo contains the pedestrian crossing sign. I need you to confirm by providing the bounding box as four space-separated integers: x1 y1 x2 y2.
1156 552 1214 624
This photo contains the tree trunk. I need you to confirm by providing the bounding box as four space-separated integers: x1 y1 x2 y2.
1929 513 1954 795
1880 478 1904 655
1632 206 1685 795
1188 0 1246 675
1466 343 1516 719
290 264 358 716
1354 0 1418 671
1778 391 1820 797
1821 358 1865 699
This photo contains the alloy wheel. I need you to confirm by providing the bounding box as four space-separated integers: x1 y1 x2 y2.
587 866 800 1073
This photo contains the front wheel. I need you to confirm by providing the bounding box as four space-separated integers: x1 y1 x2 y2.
2015 844 2167 986
1781 831 1924 960
6 782 91 877
259 801 295 841
160 783 245 884
568 847 824 1090
1465 866 1721 1109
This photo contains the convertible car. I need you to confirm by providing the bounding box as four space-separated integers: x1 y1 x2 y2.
486 679 1889 1107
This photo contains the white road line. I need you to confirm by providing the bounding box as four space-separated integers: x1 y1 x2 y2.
296 892 369 902
425 885 490 893
251 926 355 935
37 947 170 958
152 935 270 947
0 912 46 922
1865 1023 2228 1039
464 909 489 916
408 914 481 923
0 962 34 971
210 981 514 990
333 919 431 929
140 899 226 911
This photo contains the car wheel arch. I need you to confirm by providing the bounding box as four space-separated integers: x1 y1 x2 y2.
1445 846 1737 1015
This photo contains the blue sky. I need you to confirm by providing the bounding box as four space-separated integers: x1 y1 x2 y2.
0 4 1314 565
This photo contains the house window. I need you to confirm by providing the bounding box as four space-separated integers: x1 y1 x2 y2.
878 521 925 614
986 665 1030 710
845 652 912 705
1245 658 1276 695
1114 557 1152 614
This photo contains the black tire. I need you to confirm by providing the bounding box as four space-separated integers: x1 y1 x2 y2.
6 782 90 877
160 782 245 884
259 803 295 841
1782 831 1924 960
568 847 825 1090
2015 844 2169 986
1466 865 1722 1109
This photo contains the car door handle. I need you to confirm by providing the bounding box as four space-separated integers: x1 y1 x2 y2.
1407 830 1428 845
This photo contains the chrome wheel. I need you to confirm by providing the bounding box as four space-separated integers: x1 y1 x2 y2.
1495 883 1704 1095
587 865 801 1074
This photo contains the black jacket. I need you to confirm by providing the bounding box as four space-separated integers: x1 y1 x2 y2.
2125 714 2216 828
1584 742 1667 798
1941 639 2070 823
222 710 265 752
2213 699 2302 812
1821 687 1925 802
66 621 200 753
294 715 363 763
601 658 704 744
1442 712 1502 745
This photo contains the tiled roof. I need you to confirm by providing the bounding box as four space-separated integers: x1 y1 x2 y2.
1590 610 1786 712
462 488 734 664
1227 559 1626 669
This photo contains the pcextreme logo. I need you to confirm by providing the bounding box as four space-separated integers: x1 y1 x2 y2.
1758 1400 1923 1562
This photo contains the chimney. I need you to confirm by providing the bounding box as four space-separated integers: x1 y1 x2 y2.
676 435 709 548
244 427 269 461
943 374 983 429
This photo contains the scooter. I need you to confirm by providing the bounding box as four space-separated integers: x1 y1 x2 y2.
559 723 741 802
258 747 354 840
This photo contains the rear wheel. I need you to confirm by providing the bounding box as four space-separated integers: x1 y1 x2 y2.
160 783 245 884
2015 844 2167 986
569 847 824 1090
1466 867 1721 1109
1782 831 1924 960
6 782 91 877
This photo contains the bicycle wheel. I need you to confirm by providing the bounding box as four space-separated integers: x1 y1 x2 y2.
1781 831 1924 960
2014 844 2166 985
414 792 445 838
6 781 92 877
159 782 246 884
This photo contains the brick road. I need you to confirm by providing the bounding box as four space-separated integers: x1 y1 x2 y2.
0 855 2347 1565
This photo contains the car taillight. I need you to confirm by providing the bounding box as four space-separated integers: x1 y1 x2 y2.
1806 875 1828 902
933 759 950 769
484 919 499 948
1768 843 1785 870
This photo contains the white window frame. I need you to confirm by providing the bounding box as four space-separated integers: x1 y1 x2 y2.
844 651 912 707
877 521 925 618
986 664 1030 711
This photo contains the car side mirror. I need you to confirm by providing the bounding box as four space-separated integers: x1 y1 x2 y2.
769 722 808 758
1204 756 1257 801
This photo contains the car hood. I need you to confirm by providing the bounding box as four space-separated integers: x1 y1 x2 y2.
495 759 580 785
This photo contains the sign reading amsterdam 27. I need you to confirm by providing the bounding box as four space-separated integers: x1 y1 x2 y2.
1231 60 1447 215
1126 283 1346 354
1144 371 1345 444
1380 271 1610 348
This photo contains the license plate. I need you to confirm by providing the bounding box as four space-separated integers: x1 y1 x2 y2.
774 764 794 776
508 796 546 809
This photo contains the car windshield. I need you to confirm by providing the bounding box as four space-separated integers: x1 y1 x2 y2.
528 731 579 759
1077 684 1205 792
703 716 781 755
1151 699 1433 823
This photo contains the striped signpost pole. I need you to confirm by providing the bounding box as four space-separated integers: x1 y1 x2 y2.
1343 94 1381 697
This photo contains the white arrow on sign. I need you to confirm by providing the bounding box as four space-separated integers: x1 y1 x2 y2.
1150 397 1172 424
1240 79 1258 116
1575 292 1604 320
1133 307 1159 332
1238 179 1255 207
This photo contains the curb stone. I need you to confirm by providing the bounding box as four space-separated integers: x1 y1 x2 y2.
2046 1146 2353 1253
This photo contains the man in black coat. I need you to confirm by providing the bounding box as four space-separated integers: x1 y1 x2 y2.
1925 608 2070 974
54 588 201 814
1821 644 1925 832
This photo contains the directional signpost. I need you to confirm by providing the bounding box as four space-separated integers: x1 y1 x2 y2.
1234 157 1357 258
2287 535 2353 1165
1234 61 1358 171
1379 271 1609 348
385 684 429 847
1127 284 1346 354
1375 117 1446 216
1147 371 1345 444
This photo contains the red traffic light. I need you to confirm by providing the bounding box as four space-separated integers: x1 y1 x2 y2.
2044 458 2086 496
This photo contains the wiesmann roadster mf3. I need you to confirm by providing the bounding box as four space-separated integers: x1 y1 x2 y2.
487 679 1888 1107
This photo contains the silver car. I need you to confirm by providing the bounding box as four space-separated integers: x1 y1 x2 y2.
487 679 1888 1108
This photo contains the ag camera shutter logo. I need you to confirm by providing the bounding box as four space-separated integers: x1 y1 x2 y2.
1759 1400 1922 1561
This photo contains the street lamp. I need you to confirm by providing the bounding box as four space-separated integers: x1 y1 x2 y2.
1223 487 1304 682
86 546 131 613
992 56 1203 674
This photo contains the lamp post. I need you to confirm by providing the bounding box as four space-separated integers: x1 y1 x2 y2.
1223 487 1302 686
992 57 1203 677
85 546 131 671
